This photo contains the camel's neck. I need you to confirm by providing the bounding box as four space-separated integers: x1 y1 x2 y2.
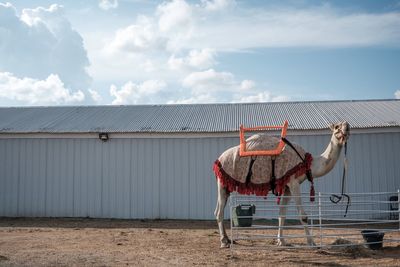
311 135 343 178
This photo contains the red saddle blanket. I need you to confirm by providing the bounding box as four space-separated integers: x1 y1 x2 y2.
213 134 313 199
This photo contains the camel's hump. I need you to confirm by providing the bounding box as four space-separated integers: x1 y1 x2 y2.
217 134 307 184
245 134 281 151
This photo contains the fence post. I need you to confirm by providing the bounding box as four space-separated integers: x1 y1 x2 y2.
398 189 400 231
318 192 322 247
310 196 314 236
230 195 234 250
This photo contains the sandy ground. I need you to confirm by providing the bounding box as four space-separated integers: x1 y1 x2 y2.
0 218 399 266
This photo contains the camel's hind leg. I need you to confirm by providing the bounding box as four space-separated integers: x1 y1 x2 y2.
214 180 230 248
287 180 316 246
277 187 291 246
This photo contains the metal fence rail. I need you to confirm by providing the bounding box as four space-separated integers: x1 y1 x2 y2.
229 190 400 250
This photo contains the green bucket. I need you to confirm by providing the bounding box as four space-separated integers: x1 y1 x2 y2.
232 204 256 227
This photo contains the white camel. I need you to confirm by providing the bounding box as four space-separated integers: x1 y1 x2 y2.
213 122 350 248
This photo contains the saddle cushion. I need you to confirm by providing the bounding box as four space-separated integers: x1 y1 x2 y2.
214 134 313 198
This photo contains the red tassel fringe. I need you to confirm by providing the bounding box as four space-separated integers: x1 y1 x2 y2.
213 153 314 201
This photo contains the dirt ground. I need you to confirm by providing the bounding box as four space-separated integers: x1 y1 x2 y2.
0 218 399 266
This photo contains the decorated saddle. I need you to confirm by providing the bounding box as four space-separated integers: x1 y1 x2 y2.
213 134 313 201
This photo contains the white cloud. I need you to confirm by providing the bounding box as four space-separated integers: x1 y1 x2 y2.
395 90 400 99
105 0 194 56
234 91 288 103
186 49 216 69
0 2 19 32
182 69 289 103
142 60 156 72
86 1 400 105
110 80 167 104
105 68 286 105
182 69 237 94
104 1 400 57
19 4 70 33
190 7 400 50
167 94 216 104
201 0 236 11
157 0 193 33
240 80 255 91
156 0 195 52
94 1 400 85
99 0 118 10
168 56 185 71
0 3 91 100
106 16 164 54
168 48 216 70
0 72 84 105
88 89 102 103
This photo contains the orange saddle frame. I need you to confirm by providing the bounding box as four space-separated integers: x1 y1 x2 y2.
239 120 288 157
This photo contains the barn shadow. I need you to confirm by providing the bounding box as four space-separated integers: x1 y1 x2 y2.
0 217 221 230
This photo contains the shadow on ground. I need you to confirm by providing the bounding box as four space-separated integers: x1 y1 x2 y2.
0 217 223 230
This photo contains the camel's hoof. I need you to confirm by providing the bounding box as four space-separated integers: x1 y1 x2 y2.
220 237 231 248
277 240 293 247
220 242 230 248
277 239 287 246
225 238 238 244
306 237 317 247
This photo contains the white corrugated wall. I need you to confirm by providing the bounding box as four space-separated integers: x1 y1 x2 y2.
0 131 399 219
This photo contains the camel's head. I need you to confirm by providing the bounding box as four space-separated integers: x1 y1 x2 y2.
329 121 350 146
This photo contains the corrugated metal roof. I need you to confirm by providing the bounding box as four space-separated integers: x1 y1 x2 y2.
0 99 399 133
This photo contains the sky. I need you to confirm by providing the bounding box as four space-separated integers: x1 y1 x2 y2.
0 0 400 106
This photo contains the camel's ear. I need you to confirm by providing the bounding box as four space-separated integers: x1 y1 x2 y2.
329 123 335 131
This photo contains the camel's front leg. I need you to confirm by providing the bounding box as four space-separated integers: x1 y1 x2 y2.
277 187 291 246
288 181 316 246
214 181 230 248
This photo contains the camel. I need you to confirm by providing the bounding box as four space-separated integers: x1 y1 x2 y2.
213 122 350 248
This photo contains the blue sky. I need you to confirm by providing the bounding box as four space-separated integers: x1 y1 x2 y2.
1 0 400 106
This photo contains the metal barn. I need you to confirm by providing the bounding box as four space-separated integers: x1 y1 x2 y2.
0 100 399 219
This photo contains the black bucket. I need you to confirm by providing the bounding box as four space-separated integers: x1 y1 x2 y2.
232 204 256 227
361 230 385 250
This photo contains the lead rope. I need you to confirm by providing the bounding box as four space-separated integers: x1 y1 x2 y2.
329 142 351 217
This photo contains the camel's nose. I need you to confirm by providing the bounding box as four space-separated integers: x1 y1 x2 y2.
342 122 350 137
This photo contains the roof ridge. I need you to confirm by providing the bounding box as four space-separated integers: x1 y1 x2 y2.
0 98 398 109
